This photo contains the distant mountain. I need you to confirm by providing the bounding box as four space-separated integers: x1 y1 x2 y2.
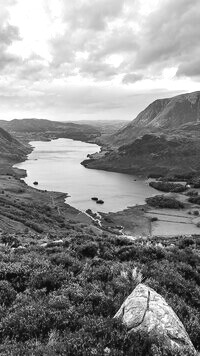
0 118 101 143
0 118 59 132
109 91 200 146
73 119 130 134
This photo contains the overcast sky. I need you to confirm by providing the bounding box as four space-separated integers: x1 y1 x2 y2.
0 0 200 121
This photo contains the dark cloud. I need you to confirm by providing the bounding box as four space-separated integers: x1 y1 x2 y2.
176 59 200 78
132 0 200 79
122 72 143 84
0 24 20 45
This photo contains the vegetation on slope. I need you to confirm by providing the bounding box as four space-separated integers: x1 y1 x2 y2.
0 119 101 144
82 132 200 177
0 229 199 355
149 181 186 193
146 195 185 209
105 91 200 147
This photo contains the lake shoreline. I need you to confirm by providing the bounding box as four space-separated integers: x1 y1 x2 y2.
11 137 154 237
12 137 200 238
15 138 157 214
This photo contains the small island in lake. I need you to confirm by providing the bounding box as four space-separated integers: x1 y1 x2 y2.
96 199 104 204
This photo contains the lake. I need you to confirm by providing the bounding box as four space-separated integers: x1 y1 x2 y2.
14 138 157 213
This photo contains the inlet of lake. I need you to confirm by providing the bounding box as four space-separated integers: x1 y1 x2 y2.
15 138 157 213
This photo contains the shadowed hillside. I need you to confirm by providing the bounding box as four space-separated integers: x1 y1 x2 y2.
107 91 200 147
0 127 31 175
83 91 200 177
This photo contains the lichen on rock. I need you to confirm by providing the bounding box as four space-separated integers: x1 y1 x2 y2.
114 283 196 355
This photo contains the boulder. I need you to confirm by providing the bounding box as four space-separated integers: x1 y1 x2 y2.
114 283 196 355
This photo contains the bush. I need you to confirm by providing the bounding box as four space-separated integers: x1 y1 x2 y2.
193 210 199 216
0 281 16 306
149 181 186 193
146 195 184 209
151 217 158 222
185 190 198 197
78 242 99 258
0 262 31 292
188 196 200 205
30 268 65 293
0 302 54 341
192 178 200 188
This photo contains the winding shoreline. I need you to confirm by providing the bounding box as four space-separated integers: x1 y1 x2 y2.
11 138 200 238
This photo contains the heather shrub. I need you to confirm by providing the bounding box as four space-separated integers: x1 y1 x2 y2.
78 241 99 258
0 230 199 353
0 281 16 306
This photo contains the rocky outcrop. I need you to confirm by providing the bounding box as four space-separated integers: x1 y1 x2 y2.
114 283 196 355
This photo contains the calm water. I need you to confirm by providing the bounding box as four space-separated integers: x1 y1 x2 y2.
15 138 157 213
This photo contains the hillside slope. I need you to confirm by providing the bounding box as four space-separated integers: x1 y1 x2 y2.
0 118 101 143
83 91 200 176
0 127 31 175
109 91 200 146
82 133 200 176
0 127 30 160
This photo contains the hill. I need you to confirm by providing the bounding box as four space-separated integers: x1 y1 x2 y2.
108 91 200 147
74 119 130 134
0 118 101 143
82 133 200 176
0 127 31 173
83 91 200 177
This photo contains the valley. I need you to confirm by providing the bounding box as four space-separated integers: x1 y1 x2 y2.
2 92 200 238
0 92 200 354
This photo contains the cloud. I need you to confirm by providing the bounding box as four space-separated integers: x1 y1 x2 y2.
0 0 199 122
48 0 139 81
123 72 144 84
0 22 20 70
131 0 200 79
0 24 19 45
48 0 200 83
79 60 117 80
0 1 21 71
18 61 48 81
63 0 124 32
177 59 200 78
1 0 200 84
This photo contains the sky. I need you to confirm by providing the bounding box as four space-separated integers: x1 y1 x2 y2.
0 0 200 121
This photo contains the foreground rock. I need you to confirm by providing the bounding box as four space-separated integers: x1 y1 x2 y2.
114 283 196 355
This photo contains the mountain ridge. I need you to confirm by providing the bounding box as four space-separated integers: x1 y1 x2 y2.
108 91 200 146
